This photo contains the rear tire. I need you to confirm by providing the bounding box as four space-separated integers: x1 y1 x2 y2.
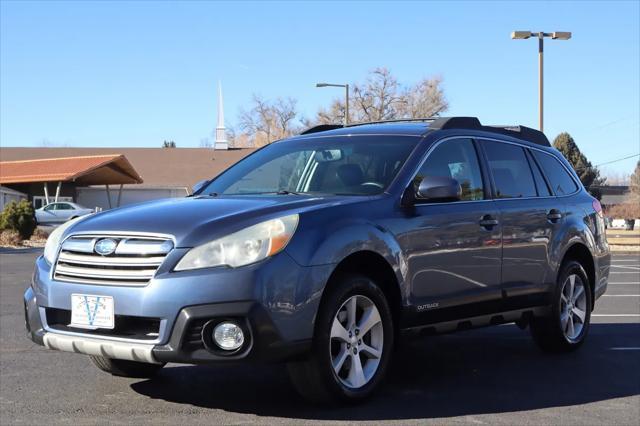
530 260 592 353
90 355 165 378
287 274 394 404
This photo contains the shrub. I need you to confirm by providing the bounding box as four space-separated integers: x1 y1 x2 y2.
0 229 22 246
0 200 37 239
30 227 50 242
609 202 640 220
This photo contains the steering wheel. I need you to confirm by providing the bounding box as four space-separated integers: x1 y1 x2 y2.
360 182 384 189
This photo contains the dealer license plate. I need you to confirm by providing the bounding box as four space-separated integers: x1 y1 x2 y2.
70 294 114 329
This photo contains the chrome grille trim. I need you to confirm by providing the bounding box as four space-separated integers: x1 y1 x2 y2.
54 234 173 286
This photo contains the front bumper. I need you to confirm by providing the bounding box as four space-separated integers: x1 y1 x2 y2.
25 252 333 364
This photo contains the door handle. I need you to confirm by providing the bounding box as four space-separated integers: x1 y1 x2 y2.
547 209 563 222
479 215 499 228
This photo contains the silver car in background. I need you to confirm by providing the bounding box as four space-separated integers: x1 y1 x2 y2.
35 202 93 224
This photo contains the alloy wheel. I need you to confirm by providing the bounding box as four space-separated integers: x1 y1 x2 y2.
560 274 588 341
329 295 384 389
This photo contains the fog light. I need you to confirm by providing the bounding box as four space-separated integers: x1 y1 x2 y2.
213 322 244 350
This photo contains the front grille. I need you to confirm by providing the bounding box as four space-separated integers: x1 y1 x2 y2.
54 234 173 286
45 308 161 340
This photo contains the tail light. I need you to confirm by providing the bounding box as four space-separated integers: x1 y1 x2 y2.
592 199 604 218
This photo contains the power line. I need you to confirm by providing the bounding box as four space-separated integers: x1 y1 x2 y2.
571 153 639 172
595 153 640 167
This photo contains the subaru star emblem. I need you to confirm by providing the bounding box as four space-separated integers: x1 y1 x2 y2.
94 238 118 256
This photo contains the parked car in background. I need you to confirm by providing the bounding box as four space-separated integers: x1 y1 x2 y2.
35 202 93 224
24 117 610 403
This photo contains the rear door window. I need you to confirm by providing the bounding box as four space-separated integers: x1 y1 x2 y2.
531 151 579 195
482 141 537 199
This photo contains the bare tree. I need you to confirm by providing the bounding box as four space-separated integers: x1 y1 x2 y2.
239 95 302 146
311 67 448 125
239 95 275 146
352 68 403 122
315 99 347 125
273 97 299 138
399 75 448 118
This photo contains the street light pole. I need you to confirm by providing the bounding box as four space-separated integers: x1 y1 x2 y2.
538 32 544 132
511 31 572 133
345 84 349 126
316 82 350 125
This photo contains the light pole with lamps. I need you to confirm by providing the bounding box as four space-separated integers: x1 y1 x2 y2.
316 83 349 125
511 31 571 132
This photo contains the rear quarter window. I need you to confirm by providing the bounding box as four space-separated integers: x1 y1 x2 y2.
532 151 579 195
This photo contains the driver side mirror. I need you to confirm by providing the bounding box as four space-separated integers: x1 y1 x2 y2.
415 176 461 202
191 179 210 195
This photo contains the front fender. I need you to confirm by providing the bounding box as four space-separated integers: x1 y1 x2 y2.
285 217 407 290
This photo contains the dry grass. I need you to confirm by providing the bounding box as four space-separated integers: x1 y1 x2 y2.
0 227 49 248
30 227 50 242
0 230 22 247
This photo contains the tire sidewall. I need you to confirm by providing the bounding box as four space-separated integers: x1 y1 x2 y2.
313 274 394 402
552 261 592 346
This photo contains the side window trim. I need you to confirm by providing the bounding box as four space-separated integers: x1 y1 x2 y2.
403 134 580 203
525 148 553 197
472 138 494 200
474 138 498 199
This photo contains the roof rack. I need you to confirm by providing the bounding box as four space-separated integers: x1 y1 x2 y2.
300 116 551 146
300 118 436 135
418 116 551 146
300 124 344 135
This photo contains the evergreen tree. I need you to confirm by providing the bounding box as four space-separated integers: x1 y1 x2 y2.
553 132 605 199
629 160 640 202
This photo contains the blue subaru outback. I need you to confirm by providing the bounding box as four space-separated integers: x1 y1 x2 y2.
25 117 610 403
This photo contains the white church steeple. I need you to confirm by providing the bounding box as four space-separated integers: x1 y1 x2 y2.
214 81 228 150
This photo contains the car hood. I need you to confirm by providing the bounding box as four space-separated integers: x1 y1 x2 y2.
67 195 363 247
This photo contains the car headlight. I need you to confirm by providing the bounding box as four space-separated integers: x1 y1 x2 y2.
175 214 299 271
43 216 86 264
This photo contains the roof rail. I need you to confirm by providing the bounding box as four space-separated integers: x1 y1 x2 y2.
300 124 344 135
430 116 551 146
300 116 551 146
484 125 551 147
346 117 436 127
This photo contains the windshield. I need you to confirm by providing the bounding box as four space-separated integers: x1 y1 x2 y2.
201 135 419 196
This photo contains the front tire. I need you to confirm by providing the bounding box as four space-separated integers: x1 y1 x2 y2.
90 355 165 378
287 274 394 404
530 260 592 352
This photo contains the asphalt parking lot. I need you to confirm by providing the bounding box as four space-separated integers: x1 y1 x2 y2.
1 250 638 425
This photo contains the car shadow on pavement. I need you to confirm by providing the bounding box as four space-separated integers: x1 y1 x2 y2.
130 323 640 420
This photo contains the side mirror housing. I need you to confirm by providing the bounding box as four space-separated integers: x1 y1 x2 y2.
415 176 461 202
191 179 210 195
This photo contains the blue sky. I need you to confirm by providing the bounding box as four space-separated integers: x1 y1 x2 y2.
1 0 639 175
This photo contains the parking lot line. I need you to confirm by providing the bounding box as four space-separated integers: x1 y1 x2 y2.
611 265 640 270
592 314 640 317
603 294 640 297
610 271 640 274
610 347 640 351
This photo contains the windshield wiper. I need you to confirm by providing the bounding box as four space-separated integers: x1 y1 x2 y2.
275 190 304 195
